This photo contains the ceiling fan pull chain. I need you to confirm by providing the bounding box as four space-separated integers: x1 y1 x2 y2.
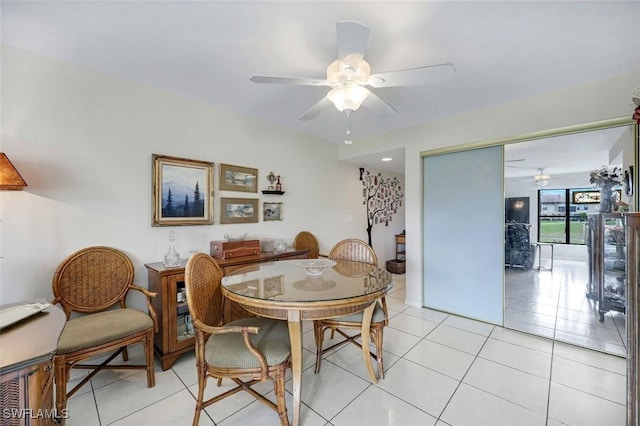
344 109 353 144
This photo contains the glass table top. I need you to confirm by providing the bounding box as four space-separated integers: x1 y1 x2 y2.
221 259 393 303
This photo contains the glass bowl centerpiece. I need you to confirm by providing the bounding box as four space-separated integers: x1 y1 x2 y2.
293 259 336 276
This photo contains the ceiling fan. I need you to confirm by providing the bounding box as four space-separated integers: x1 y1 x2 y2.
250 20 456 121
532 168 552 187
506 165 555 187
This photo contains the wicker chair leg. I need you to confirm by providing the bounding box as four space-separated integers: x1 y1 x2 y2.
313 322 324 374
192 365 207 426
380 297 389 326
53 355 67 424
145 330 156 388
275 366 289 426
373 328 384 380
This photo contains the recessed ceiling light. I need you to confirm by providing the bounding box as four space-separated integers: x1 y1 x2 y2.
344 140 353 145
381 157 392 162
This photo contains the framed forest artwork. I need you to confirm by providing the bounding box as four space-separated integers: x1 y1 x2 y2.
152 154 214 226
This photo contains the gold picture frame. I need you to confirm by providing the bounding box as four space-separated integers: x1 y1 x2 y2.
219 163 258 193
152 154 214 226
220 197 259 224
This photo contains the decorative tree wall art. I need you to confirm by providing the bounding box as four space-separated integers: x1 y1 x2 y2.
359 168 404 246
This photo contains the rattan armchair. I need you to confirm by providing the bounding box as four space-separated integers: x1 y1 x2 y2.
293 231 320 259
185 253 291 426
51 246 157 421
313 238 389 379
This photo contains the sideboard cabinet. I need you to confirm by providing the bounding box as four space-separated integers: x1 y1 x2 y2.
0 302 65 426
145 248 309 370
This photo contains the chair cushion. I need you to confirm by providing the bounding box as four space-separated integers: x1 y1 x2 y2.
321 302 386 324
205 318 290 369
57 308 153 354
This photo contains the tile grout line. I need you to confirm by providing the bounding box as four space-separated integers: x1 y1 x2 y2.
545 340 556 426
433 326 492 423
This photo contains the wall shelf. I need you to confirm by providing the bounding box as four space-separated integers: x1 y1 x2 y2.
261 190 285 195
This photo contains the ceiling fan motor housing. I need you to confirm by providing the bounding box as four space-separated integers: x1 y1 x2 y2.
326 56 371 86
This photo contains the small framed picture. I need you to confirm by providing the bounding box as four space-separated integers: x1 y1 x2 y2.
572 190 600 204
152 154 214 226
263 202 283 221
219 163 258 193
220 197 259 224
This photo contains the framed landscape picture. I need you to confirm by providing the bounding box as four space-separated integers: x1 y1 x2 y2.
152 154 214 226
219 163 258 193
220 197 259 224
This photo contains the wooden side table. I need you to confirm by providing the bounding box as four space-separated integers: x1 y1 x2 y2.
0 301 65 425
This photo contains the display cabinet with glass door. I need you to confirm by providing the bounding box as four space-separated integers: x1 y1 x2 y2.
587 213 626 322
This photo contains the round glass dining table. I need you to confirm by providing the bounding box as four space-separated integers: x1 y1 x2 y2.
221 259 393 426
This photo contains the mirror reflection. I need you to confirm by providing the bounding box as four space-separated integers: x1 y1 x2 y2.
504 125 635 356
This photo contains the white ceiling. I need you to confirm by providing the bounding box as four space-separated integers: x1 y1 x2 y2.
504 126 629 179
2 1 639 175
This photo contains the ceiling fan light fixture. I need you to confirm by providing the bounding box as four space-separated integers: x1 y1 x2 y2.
534 173 551 187
327 84 370 112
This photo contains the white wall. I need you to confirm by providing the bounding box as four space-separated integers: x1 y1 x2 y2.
340 71 640 308
0 46 404 306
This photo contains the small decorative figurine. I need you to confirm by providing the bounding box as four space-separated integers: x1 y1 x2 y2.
266 171 277 190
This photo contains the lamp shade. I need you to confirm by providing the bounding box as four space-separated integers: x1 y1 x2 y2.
326 84 370 112
0 153 27 190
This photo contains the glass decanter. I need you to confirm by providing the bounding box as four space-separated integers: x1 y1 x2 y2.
163 231 181 267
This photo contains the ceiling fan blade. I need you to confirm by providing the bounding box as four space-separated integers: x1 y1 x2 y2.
363 90 397 117
299 97 333 121
250 76 329 86
367 63 456 88
336 20 370 63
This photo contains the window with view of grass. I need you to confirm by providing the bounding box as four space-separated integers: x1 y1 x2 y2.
538 188 603 244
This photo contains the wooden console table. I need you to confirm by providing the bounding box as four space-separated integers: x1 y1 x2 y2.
145 248 309 370
0 301 65 425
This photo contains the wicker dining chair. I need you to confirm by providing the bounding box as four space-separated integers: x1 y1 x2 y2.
51 246 157 420
185 253 291 426
293 231 320 259
313 238 389 379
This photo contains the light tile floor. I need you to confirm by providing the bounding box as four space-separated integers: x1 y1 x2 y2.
65 274 627 425
505 258 627 356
